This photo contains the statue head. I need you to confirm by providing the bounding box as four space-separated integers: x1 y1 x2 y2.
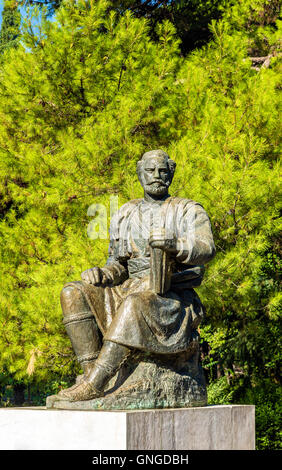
137 149 176 198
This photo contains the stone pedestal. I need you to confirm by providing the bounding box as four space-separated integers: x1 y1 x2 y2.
0 405 255 450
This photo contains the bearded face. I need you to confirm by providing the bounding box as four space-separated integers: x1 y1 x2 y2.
138 155 173 198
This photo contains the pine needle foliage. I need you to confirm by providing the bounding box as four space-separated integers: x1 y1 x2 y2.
0 0 182 383
0 0 21 54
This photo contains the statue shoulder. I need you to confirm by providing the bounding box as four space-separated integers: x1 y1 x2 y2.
113 198 142 219
119 198 142 212
169 196 203 209
168 197 209 221
110 198 142 232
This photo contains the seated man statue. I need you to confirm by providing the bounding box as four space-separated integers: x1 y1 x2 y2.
51 149 215 403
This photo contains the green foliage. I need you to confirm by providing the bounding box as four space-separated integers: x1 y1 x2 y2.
109 0 232 54
0 0 281 449
0 0 21 54
0 0 182 384
169 0 281 381
18 0 235 53
19 0 62 17
207 377 282 450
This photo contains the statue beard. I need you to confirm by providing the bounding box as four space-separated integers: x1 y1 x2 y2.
143 181 170 196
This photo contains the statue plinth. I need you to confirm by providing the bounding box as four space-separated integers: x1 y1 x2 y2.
0 405 255 450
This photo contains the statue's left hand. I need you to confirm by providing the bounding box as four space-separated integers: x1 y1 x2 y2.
81 267 109 286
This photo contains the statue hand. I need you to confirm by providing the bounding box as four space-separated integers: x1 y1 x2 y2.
81 267 108 286
149 229 177 253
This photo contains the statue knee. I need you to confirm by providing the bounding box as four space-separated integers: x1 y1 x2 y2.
60 283 89 315
60 285 75 300
60 285 76 307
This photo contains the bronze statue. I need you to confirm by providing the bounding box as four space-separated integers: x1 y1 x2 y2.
48 149 215 408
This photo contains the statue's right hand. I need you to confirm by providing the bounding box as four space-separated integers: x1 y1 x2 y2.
81 267 107 286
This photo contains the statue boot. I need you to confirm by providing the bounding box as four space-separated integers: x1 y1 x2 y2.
61 284 102 385
57 340 131 402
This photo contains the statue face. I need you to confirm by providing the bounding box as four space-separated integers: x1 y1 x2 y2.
139 156 172 197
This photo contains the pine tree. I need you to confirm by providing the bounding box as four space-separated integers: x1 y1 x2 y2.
166 0 281 449
0 0 21 54
110 0 232 54
0 0 182 388
18 0 234 54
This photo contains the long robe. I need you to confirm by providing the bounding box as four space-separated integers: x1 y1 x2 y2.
66 196 215 355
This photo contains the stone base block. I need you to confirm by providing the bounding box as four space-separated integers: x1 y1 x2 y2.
0 405 255 450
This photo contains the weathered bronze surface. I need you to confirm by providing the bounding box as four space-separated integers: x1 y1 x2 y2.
47 149 215 409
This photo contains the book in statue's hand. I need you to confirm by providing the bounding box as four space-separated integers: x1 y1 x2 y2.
149 245 172 295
